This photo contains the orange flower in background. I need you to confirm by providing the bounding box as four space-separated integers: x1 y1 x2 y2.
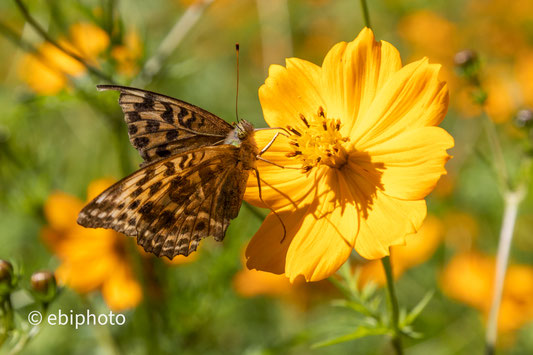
441 251 533 335
18 23 109 95
357 215 443 287
244 28 454 282
111 30 143 77
42 179 142 311
398 10 459 61
233 267 294 298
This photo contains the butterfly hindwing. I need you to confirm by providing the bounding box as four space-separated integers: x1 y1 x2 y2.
77 145 248 258
98 85 233 165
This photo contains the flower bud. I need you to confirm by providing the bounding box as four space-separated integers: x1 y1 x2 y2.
30 271 57 304
0 260 15 296
454 50 478 68
515 109 533 128
454 50 481 82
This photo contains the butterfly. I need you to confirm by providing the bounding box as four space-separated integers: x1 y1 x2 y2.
77 85 261 259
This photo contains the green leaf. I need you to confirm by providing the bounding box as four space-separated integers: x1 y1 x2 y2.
312 325 390 348
331 299 376 318
403 290 434 327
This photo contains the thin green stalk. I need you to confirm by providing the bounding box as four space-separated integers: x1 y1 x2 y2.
482 113 510 189
359 0 371 29
0 296 14 347
485 188 526 353
133 0 215 86
382 256 403 355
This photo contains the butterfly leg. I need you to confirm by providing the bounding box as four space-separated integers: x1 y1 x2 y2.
257 131 289 157
256 131 300 170
253 168 287 243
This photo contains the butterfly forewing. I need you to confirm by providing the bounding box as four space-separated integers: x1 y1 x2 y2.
98 85 233 165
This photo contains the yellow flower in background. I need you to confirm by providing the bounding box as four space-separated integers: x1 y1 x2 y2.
232 246 335 308
357 215 443 287
111 30 143 77
515 49 533 106
233 267 294 298
441 251 533 335
398 10 458 61
68 23 109 61
41 179 142 311
18 23 109 95
244 28 454 282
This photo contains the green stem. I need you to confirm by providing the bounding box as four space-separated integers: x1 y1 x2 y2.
12 0 115 83
0 295 14 347
382 256 403 355
485 188 526 352
359 0 372 29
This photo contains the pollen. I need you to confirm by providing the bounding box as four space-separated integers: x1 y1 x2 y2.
286 107 349 170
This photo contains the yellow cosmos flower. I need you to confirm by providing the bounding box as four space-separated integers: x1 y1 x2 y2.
18 23 109 95
357 215 443 287
441 251 533 335
244 28 454 282
41 179 142 311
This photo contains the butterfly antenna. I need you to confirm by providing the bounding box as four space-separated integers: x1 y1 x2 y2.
253 168 287 243
235 43 240 123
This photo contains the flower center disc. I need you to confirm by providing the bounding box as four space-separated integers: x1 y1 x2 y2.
287 107 349 171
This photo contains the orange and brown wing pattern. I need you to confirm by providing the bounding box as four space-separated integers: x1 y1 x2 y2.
77 145 250 258
97 85 233 164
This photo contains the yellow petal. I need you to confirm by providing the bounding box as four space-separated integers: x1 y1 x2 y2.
362 126 454 200
41 41 86 77
56 254 117 293
320 27 403 137
259 58 324 130
233 268 293 298
358 214 443 287
440 252 494 310
394 215 444 267
69 23 110 60
245 197 315 275
246 169 359 282
245 130 319 209
352 191 426 259
18 53 68 95
352 58 448 149
102 264 142 311
44 192 84 230
87 178 116 201
284 169 359 282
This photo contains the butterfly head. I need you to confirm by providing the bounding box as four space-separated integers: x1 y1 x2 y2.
235 120 254 139
225 120 255 148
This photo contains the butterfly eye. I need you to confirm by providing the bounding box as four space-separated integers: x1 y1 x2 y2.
237 129 247 140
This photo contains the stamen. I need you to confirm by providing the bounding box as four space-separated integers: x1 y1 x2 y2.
286 125 301 136
299 114 310 127
285 107 349 170
285 151 302 157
